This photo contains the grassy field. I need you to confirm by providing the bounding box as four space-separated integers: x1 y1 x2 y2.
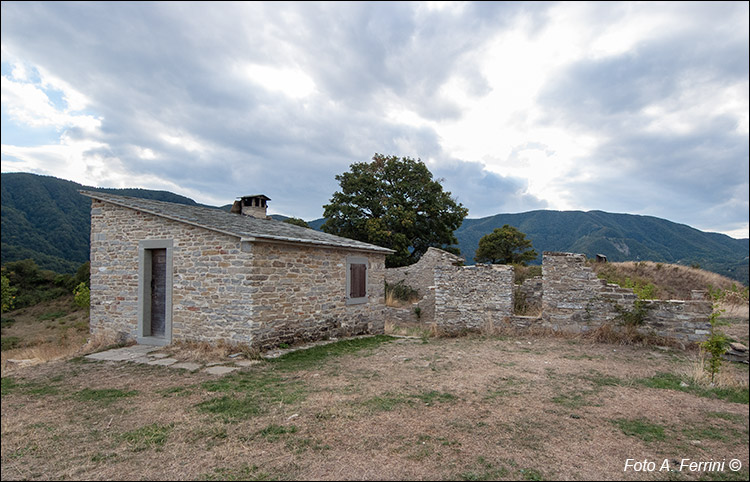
1 320 748 481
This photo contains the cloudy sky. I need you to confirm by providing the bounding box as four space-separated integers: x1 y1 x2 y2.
2 1 748 238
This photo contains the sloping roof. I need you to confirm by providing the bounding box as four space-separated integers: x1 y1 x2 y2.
80 191 393 254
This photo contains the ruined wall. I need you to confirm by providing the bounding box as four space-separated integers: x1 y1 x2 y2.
434 264 514 332
90 200 386 349
542 252 712 342
514 276 543 314
385 247 464 323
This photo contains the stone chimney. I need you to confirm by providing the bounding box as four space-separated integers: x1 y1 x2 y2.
231 195 271 219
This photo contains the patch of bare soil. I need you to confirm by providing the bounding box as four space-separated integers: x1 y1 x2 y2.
1 328 748 481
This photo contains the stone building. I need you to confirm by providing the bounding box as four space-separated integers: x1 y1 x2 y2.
80 191 393 349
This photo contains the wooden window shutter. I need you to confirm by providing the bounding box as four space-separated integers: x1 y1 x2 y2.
350 263 367 298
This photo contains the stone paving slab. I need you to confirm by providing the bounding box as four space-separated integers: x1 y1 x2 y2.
202 365 239 375
147 358 179 366
170 362 202 372
85 345 161 361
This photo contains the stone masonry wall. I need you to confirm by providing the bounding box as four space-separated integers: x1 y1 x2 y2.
385 247 464 323
514 276 542 314
90 200 255 344
249 242 386 349
434 264 514 332
90 200 386 349
542 252 711 342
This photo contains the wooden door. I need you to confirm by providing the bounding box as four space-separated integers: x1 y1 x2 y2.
150 249 167 337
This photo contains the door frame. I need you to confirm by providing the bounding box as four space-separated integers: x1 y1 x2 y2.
137 239 174 345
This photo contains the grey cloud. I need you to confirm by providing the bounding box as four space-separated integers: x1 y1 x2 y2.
554 116 749 234
435 160 548 218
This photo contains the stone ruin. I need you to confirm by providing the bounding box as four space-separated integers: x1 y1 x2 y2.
385 249 714 344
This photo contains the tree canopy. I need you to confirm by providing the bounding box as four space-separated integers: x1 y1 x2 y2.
322 154 468 267
474 224 537 265
283 217 311 229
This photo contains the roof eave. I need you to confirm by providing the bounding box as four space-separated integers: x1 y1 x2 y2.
81 190 394 255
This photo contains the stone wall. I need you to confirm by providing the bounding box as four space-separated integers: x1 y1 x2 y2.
385 247 463 323
90 200 386 349
541 252 712 342
434 264 514 332
514 276 542 314
249 242 386 349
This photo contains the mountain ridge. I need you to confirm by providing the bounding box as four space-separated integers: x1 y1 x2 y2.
2 172 747 284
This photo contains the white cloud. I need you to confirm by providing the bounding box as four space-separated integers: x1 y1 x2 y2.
242 63 316 99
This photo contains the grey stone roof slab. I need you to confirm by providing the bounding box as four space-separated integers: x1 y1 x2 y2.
80 190 393 254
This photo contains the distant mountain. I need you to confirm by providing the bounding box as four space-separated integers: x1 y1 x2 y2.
1 173 203 273
2 172 748 284
309 212 748 285
454 211 748 283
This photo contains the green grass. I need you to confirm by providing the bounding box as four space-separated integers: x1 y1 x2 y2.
37 310 69 321
119 423 173 452
706 411 744 422
361 393 411 413
195 394 263 421
1 336 21 351
73 388 138 404
612 418 666 443
636 372 749 404
201 463 279 481
1 376 61 397
257 424 298 442
459 456 510 480
412 390 458 405
1 317 16 328
196 336 394 422
157 386 193 397
551 392 596 409
196 372 306 422
268 335 393 371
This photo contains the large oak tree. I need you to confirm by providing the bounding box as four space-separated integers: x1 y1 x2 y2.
322 154 468 267
474 224 537 265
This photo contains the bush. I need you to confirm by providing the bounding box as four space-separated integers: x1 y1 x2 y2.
73 282 90 308
1 274 17 313
385 280 419 303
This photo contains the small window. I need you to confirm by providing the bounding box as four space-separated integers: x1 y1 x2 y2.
346 257 368 304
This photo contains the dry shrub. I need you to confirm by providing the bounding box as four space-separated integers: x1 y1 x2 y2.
590 260 744 301
685 350 749 389
584 323 685 349
168 339 258 362
385 290 400 307
384 320 396 334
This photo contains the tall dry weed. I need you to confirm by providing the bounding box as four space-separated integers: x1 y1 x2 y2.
686 350 749 389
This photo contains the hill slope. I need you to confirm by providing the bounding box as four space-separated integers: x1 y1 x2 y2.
1 173 201 272
2 172 748 284
453 211 748 283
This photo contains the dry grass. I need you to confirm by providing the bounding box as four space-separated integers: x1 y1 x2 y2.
2 327 747 481
1 296 92 374
591 260 747 301
684 350 749 390
164 340 259 363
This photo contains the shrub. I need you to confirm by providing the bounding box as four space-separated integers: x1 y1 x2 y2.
73 282 90 308
385 280 419 304
701 307 728 384
1 274 17 313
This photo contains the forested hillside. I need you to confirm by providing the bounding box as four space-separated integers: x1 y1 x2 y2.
1 173 201 273
453 211 749 284
2 172 748 284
